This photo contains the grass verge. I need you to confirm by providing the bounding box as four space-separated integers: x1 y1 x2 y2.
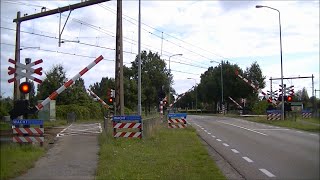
0 143 45 180
240 116 320 132
96 124 225 180
0 121 11 131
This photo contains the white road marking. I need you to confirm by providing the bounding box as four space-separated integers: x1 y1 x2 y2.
222 143 229 147
211 135 216 138
309 133 318 136
56 124 73 137
231 149 239 153
216 139 222 142
201 127 204 130
242 157 253 163
204 130 208 132
259 169 276 177
296 131 303 133
207 132 211 135
219 121 268 136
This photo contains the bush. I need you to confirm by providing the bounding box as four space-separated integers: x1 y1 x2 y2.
56 103 105 120
252 100 269 115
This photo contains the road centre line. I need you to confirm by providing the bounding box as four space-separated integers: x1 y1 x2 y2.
259 169 276 177
216 139 222 142
242 157 253 163
201 127 204 130
222 143 229 147
211 135 216 138
207 132 211 135
219 121 268 136
231 149 239 153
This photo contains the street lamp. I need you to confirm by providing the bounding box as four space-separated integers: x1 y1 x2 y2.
187 78 197 113
168 53 183 107
256 5 284 120
210 60 224 114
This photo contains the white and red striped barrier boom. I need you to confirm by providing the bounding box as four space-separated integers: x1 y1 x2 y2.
236 71 277 105
33 55 103 111
228 96 243 109
88 89 110 109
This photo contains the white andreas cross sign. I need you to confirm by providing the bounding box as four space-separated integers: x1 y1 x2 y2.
8 58 43 84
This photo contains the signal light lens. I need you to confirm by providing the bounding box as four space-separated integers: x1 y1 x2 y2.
19 82 31 94
287 96 292 102
108 98 113 103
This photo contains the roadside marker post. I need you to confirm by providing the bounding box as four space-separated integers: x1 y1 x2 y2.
112 115 142 138
168 113 187 128
12 119 44 146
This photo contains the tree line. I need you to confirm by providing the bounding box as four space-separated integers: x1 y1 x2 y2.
1 50 319 119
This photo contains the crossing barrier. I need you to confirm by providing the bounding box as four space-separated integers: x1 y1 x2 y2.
12 119 44 146
168 113 187 128
301 110 312 118
266 110 281 120
112 115 142 138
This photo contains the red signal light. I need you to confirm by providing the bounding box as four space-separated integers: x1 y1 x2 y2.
19 82 31 94
108 98 113 103
287 96 292 102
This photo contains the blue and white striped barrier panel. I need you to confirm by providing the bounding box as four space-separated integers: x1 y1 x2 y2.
168 113 187 128
266 110 281 120
301 110 312 118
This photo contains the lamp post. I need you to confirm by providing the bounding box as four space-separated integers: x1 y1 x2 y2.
187 78 197 113
168 53 183 107
210 60 224 114
256 5 284 120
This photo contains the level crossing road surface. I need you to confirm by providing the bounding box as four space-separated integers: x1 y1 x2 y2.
13 122 102 180
188 115 319 180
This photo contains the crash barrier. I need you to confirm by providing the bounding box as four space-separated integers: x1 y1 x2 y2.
266 110 281 120
112 115 142 138
12 119 44 146
168 113 187 128
301 110 312 118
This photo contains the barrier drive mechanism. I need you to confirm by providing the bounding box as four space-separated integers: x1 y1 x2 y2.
12 119 44 146
301 110 312 118
168 113 187 128
112 115 142 138
266 110 281 120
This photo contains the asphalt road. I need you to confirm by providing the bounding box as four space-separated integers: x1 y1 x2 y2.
13 123 102 180
188 115 319 180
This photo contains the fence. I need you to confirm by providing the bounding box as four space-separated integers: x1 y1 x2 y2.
12 119 44 146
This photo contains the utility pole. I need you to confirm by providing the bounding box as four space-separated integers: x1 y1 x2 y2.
137 0 141 115
115 0 124 115
14 11 21 100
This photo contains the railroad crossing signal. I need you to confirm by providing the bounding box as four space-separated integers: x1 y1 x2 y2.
19 82 32 94
8 58 43 84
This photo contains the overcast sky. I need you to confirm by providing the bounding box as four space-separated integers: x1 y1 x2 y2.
1 0 319 100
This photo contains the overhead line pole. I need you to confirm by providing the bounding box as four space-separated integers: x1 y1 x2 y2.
12 0 109 101
13 0 110 23
138 0 141 115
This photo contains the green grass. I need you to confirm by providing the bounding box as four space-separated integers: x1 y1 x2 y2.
43 119 68 127
0 143 45 180
0 121 11 131
299 117 320 124
96 124 225 180
240 116 320 132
